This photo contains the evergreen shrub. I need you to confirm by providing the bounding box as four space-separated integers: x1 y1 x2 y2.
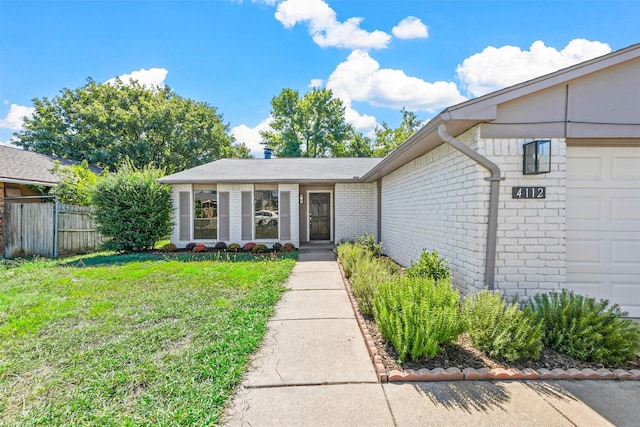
462 290 543 362
530 290 640 365
373 277 462 362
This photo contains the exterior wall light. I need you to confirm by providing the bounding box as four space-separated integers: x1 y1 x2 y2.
523 140 551 174
299 194 304 204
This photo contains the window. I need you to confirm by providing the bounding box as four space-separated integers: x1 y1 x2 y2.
194 190 217 239
255 189 278 239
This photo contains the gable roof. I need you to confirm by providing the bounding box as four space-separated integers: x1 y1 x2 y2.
360 43 640 182
159 158 383 184
0 145 102 187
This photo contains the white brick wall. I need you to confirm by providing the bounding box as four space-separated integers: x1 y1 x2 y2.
334 182 378 243
218 183 254 245
381 125 568 297
381 128 487 294
478 133 567 297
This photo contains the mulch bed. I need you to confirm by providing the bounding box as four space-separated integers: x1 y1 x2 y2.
362 314 640 374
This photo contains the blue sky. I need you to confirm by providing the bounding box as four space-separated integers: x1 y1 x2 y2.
1 0 638 156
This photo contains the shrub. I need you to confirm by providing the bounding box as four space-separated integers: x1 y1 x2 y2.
283 243 296 252
242 242 256 252
214 242 227 250
355 232 382 257
374 277 463 363
92 164 171 252
160 243 177 253
336 242 367 278
407 250 449 281
462 290 542 362
529 290 640 365
185 243 197 250
192 244 207 252
228 243 241 252
350 255 394 315
252 244 268 253
272 242 283 252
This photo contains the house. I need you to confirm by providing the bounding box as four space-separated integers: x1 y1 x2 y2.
0 145 102 257
159 43 640 316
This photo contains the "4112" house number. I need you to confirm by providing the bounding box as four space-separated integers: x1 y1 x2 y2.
512 186 546 199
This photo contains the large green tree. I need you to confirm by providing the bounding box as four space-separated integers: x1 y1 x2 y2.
372 108 423 157
15 78 249 173
261 88 368 157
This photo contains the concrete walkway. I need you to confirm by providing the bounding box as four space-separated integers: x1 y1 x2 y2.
223 248 640 427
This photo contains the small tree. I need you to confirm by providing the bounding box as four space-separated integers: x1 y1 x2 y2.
92 163 171 252
49 160 103 206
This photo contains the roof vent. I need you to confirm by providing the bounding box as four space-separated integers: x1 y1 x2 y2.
264 147 273 159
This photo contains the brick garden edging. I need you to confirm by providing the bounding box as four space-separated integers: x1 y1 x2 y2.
337 260 640 383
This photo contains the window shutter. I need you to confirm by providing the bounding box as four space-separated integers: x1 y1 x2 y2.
218 192 230 241
241 191 253 241
279 191 290 240
179 191 190 241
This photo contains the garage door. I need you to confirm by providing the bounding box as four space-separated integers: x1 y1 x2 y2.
566 146 640 317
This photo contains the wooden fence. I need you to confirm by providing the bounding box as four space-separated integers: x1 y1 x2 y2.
4 202 103 258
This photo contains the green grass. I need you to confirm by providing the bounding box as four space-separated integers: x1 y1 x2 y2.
0 255 295 426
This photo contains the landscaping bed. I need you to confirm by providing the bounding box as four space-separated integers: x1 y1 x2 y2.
336 236 640 381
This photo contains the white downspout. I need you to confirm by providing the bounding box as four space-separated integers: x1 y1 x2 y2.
437 123 503 290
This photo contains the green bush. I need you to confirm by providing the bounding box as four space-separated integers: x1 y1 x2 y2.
462 290 543 362
336 242 367 277
355 232 382 257
529 290 640 365
407 250 449 281
373 277 463 363
92 164 171 252
350 255 394 315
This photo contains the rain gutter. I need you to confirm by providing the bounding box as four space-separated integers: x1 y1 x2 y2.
437 121 503 289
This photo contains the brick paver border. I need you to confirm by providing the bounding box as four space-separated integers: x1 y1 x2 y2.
337 260 640 383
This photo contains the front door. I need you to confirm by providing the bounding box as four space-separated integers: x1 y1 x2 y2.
309 192 331 240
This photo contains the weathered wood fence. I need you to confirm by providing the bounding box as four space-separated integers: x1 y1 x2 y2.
4 202 103 258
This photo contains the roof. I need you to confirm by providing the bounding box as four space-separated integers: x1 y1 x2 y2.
159 157 383 184
0 145 103 187
360 43 640 182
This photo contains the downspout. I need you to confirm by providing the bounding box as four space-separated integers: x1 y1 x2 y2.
437 123 503 290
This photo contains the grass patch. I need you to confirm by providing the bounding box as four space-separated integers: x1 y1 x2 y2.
0 255 295 425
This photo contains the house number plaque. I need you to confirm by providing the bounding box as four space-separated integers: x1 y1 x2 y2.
512 186 546 199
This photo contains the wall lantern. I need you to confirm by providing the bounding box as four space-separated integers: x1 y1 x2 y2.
299 194 304 204
523 140 551 175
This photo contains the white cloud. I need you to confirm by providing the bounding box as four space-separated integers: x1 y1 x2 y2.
327 50 467 114
0 138 19 148
309 78 324 88
456 39 611 97
105 67 168 88
0 104 35 131
231 117 273 157
392 16 428 39
3 100 9 105
274 0 391 49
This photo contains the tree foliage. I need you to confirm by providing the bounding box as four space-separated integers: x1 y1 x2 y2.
372 108 423 157
15 78 249 173
261 88 370 157
92 163 171 252
49 160 104 206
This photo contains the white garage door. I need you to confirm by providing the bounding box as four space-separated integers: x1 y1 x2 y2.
566 146 640 317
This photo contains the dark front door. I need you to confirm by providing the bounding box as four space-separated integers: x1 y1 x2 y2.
309 193 331 240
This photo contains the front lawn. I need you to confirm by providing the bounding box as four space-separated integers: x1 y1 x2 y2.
0 256 295 425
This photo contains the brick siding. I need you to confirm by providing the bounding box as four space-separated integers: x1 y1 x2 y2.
334 182 378 243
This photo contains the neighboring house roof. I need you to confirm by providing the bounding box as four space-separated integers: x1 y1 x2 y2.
0 145 102 187
159 158 383 184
